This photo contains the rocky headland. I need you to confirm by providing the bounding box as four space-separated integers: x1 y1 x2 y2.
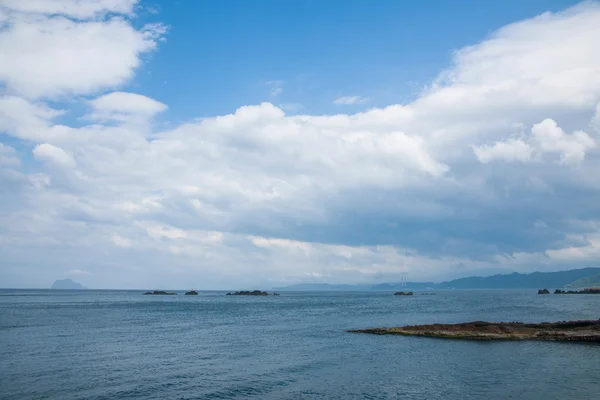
554 288 600 294
349 320 600 342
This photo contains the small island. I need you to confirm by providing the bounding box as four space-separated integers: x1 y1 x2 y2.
185 290 199 295
538 288 550 294
394 291 413 296
51 279 85 290
226 290 271 296
144 290 177 295
349 320 600 342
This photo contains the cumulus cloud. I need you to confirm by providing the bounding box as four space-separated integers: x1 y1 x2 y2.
87 92 167 121
0 0 165 98
473 119 595 164
334 96 371 105
532 119 595 164
33 143 76 167
2 2 600 288
0 96 64 141
473 138 534 164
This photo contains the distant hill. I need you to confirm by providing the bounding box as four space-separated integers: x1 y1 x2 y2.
51 279 86 290
274 282 435 291
566 273 600 288
273 283 373 291
274 267 600 291
436 267 600 289
371 282 435 291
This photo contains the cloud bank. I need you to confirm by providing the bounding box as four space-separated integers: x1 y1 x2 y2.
1 1 600 288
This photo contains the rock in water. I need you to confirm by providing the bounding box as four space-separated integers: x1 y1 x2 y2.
51 279 85 290
394 291 413 296
143 290 177 295
185 290 199 295
226 290 269 296
538 288 550 294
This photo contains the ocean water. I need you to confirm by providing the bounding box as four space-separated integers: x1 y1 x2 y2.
1 290 599 399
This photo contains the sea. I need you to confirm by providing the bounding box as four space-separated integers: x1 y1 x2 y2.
1 289 599 399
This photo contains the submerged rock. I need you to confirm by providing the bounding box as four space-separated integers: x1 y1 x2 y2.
348 320 600 342
143 290 177 295
538 288 550 294
226 290 269 296
394 291 413 296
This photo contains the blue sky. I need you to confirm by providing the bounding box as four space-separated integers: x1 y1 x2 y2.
0 0 599 289
134 0 582 119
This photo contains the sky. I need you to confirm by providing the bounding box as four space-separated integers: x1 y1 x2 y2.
1 0 599 289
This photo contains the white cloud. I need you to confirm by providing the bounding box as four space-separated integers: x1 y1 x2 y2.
0 2 165 98
249 236 312 253
0 143 20 166
0 0 138 19
88 92 167 121
545 233 600 261
111 234 132 248
427 2 600 110
33 143 76 167
279 103 303 112
474 118 595 165
334 96 371 105
472 138 533 163
266 80 284 96
0 96 64 141
532 118 595 164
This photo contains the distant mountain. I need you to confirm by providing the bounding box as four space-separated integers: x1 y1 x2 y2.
436 267 600 289
566 273 600 288
273 283 372 291
274 267 600 291
371 282 435 291
274 282 435 291
51 279 86 290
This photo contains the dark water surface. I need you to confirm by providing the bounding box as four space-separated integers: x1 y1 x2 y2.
1 289 599 399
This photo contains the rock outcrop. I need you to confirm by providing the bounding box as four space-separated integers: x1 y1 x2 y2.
349 320 600 342
226 290 269 296
394 291 413 296
538 288 550 294
185 290 199 295
144 290 177 295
